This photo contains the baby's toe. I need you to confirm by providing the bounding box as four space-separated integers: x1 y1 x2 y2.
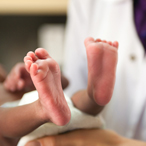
102 40 107 43
24 56 32 63
113 41 119 49
24 58 33 72
84 37 95 47
35 48 50 59
27 51 38 62
107 41 112 46
95 38 102 42
30 63 38 76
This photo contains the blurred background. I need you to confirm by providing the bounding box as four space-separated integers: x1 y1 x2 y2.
0 0 68 72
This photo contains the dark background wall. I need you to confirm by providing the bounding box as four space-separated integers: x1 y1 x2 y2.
0 15 66 72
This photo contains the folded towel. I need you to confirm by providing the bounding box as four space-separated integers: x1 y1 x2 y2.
17 91 104 146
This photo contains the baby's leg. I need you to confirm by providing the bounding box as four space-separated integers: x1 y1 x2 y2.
85 37 118 106
24 48 71 126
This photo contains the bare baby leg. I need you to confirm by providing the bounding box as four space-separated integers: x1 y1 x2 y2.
85 37 118 106
24 48 71 126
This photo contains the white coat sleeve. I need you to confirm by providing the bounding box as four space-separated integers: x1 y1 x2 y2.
63 0 93 97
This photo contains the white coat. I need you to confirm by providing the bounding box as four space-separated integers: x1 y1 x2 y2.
63 0 146 141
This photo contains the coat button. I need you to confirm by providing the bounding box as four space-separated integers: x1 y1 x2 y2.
130 55 136 61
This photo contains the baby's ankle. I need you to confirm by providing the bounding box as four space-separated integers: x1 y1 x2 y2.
32 100 51 123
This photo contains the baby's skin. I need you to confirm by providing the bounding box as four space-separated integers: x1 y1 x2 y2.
85 37 118 106
24 37 118 126
24 49 71 126
0 37 118 146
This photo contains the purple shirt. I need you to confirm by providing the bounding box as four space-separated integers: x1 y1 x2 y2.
134 0 146 51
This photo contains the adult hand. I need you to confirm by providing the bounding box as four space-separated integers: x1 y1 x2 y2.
4 62 69 92
25 129 126 146
0 64 7 83
4 63 35 93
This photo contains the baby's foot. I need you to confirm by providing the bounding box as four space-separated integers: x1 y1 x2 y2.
85 37 118 106
24 48 71 126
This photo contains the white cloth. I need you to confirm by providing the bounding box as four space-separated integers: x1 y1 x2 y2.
17 91 104 146
63 0 146 141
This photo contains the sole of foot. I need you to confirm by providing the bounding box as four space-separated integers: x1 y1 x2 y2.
24 48 71 126
85 37 118 106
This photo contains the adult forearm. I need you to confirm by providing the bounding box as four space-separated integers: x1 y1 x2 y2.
71 90 104 115
25 129 146 146
121 138 146 146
